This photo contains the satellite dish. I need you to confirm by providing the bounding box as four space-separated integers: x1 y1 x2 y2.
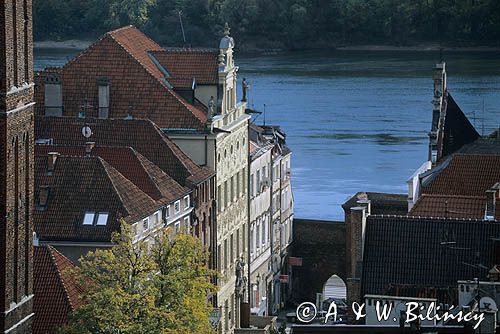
82 126 92 138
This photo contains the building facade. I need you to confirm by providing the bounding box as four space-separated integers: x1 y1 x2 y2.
248 125 273 316
0 0 35 332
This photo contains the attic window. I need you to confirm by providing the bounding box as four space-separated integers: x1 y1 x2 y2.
37 186 50 211
83 212 95 225
96 213 109 226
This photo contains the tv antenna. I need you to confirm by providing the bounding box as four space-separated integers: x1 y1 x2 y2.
178 11 187 45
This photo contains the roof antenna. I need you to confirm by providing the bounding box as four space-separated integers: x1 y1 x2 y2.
178 11 187 47
263 104 266 126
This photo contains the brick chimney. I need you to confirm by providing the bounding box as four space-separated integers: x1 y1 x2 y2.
85 142 96 156
47 152 60 174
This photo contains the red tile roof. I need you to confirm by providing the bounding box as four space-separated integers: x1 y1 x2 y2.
422 154 500 197
35 145 189 202
409 194 490 219
35 116 215 186
35 26 208 129
150 49 219 88
34 154 159 242
33 245 84 334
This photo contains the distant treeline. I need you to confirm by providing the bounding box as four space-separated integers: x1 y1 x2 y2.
34 0 500 49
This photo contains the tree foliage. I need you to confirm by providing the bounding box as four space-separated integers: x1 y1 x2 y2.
34 0 500 48
59 222 217 334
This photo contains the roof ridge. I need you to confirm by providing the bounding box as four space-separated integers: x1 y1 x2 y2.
61 32 112 70
129 148 168 200
420 194 487 199
46 246 80 310
99 157 157 220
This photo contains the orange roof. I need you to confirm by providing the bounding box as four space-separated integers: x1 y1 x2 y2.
150 49 219 88
33 246 84 334
409 194 492 219
35 26 208 129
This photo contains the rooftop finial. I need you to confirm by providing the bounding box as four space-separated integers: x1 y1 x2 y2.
224 22 230 36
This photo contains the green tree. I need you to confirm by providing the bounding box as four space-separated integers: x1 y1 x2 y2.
59 222 217 334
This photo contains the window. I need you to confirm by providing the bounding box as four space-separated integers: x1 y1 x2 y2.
236 172 241 197
224 180 228 208
250 174 254 197
236 229 240 257
250 225 254 256
230 176 235 202
256 222 260 252
184 216 190 232
96 213 109 226
174 200 180 213
224 239 228 269
83 212 95 225
143 218 149 231
262 166 267 179
218 245 222 272
256 170 261 194
230 234 234 264
37 186 50 210
183 196 190 210
217 185 222 212
242 168 246 194
262 221 265 246
242 224 246 251
166 205 170 218
152 212 160 226
175 221 180 234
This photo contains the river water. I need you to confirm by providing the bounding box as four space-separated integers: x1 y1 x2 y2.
34 48 500 220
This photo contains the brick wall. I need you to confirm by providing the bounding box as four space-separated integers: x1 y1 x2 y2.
1 0 35 332
290 219 346 303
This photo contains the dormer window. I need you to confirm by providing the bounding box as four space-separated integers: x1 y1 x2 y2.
36 186 50 211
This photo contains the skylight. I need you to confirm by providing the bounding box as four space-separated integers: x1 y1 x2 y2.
96 213 109 226
83 212 95 225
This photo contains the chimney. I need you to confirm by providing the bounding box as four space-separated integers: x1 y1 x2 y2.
47 152 59 173
485 183 500 221
85 142 95 155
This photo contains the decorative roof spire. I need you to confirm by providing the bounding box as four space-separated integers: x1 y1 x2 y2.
224 22 230 36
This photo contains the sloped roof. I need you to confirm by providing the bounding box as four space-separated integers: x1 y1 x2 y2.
150 49 219 88
34 154 159 242
33 245 84 334
409 194 489 219
362 216 500 301
34 26 208 129
422 154 500 197
35 145 188 202
35 116 214 186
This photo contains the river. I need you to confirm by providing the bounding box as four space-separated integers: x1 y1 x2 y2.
34 48 500 221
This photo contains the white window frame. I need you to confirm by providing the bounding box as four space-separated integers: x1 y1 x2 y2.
174 200 180 214
183 216 190 232
143 218 149 232
166 205 170 218
83 212 95 225
183 196 190 210
96 212 109 226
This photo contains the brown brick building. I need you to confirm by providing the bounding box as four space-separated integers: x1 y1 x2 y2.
0 0 35 332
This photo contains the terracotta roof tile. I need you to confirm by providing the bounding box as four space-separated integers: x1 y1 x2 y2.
409 194 488 219
35 26 208 129
34 154 159 242
35 116 214 187
422 154 500 197
33 245 84 334
150 49 219 88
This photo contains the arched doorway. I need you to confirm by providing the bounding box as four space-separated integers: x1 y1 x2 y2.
322 274 347 301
